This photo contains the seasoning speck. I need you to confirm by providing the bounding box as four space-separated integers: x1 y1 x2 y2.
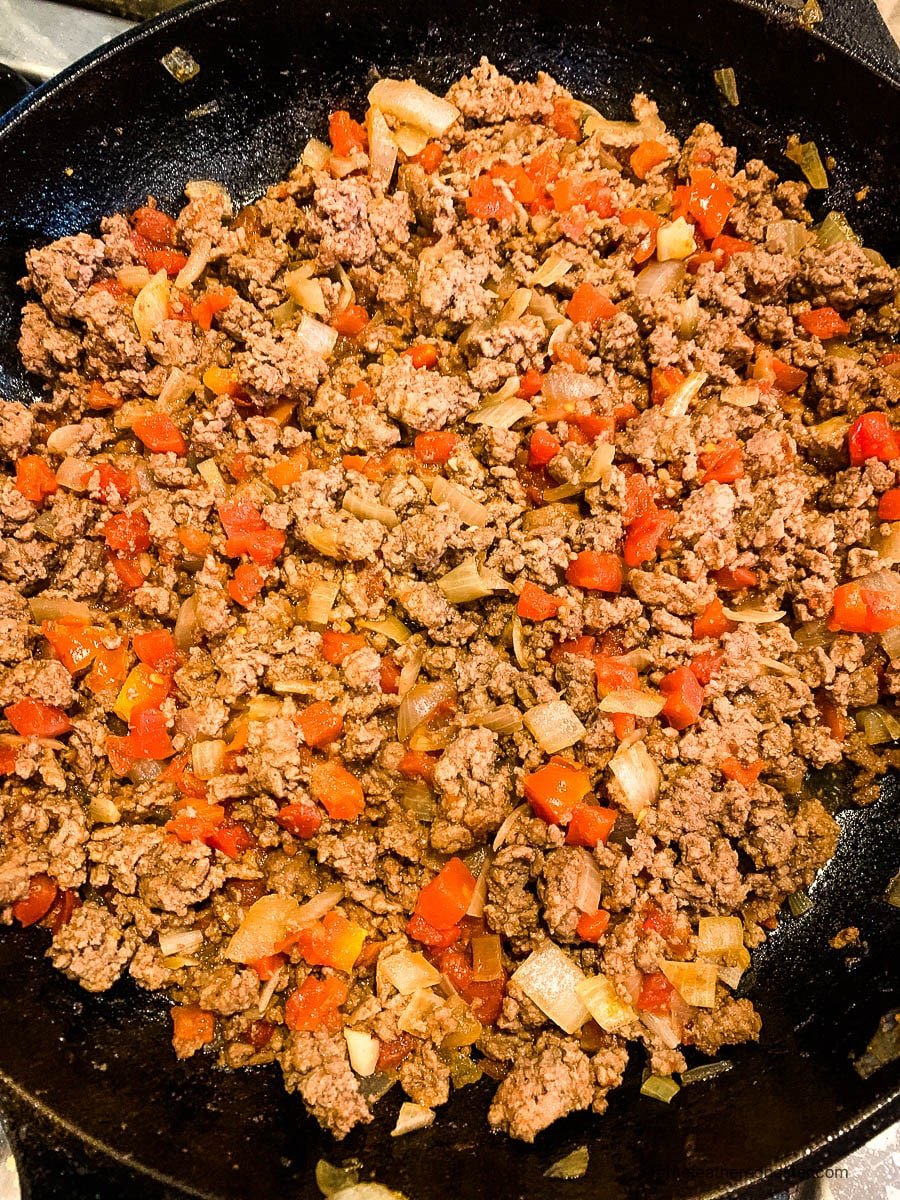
161 47 200 84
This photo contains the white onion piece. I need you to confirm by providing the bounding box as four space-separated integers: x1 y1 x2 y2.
464 705 523 734
132 270 170 343
185 179 232 212
661 370 707 417
306 580 340 625
574 850 603 913
597 690 666 718
344 1029 380 1077
721 605 786 625
159 929 203 958
498 287 532 323
358 616 411 644
438 556 509 603
394 123 430 156
294 884 345 925
158 366 199 410
368 78 460 137
431 476 489 527
285 269 328 316
656 217 697 262
225 894 304 963
305 524 341 558
720 384 762 408
660 959 718 1008
523 700 586 754
367 106 398 188
541 369 603 406
634 259 685 299
297 313 338 358
197 457 227 493
576 974 636 1032
641 1011 681 1049
28 595 94 623
117 264 151 293
397 648 424 697
391 1102 435 1138
608 740 659 816
173 594 200 650
54 457 91 491
492 802 529 851
174 237 211 289
532 254 575 288
466 395 533 430
301 138 331 170
342 490 400 529
257 968 282 1015
471 933 503 981
511 942 590 1034
380 950 441 995
397 680 456 741
466 857 492 916
881 626 900 661
192 738 225 780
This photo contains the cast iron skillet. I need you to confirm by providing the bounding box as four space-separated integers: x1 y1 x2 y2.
0 1 899 1196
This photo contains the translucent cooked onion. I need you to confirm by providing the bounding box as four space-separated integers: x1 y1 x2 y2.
89 796 121 824
498 288 533 323
113 402 154 432
544 1147 589 1180
640 1074 681 1103
697 915 744 958
492 802 529 851
55 456 90 491
306 580 340 626
197 457 227 493
523 699 586 753
466 858 491 917
785 135 828 189
676 294 700 339
576 973 636 1032
856 705 900 745
133 270 170 343
367 106 398 188
872 522 900 564
541 369 603 406
766 220 812 256
661 370 706 417
397 647 423 697
305 523 341 558
185 179 232 212
597 690 665 718
511 942 590 1034
159 929 203 958
174 237 211 289
721 605 786 624
225 893 304 963
28 595 94 623
793 618 835 649
245 695 282 721
661 959 718 1007
128 759 163 784
522 502 581 532
437 556 509 603
881 627 900 661
380 950 441 995
391 1101 435 1137
656 218 697 262
759 656 799 677
117 264 151 293
301 138 331 170
511 614 530 669
573 850 603 914
608 740 659 816
464 704 523 734
294 884 344 924
466 394 533 429
681 1060 733 1085
173 593 200 651
634 259 685 299
344 1029 380 1077
358 615 410 643
579 102 665 146
408 722 456 753
192 738 225 780
394 123 430 156
713 66 739 106
720 384 762 409
367 78 460 137
527 291 566 328
397 679 456 741
158 366 199 410
298 313 338 358
342 490 400 529
400 780 436 822
816 210 861 248
431 476 489 527
471 934 503 982
544 444 615 502
532 254 574 288
285 268 328 316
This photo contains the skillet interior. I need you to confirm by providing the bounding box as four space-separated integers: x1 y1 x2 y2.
0 0 898 1195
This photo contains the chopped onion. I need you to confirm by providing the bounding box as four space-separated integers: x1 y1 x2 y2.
766 220 812 256
856 705 900 745
541 369 603 406
641 1011 681 1050
544 1147 589 1180
438 556 509 603
545 444 615 502
657 218 697 262
381 950 441 997
128 758 163 784
316 1157 361 1198
294 885 345 925
89 796 121 824
885 869 900 908
793 618 835 649
54 456 90 491
397 648 423 697
305 524 341 558
720 384 762 408
661 370 706 417
816 210 861 248
133 270 170 343
159 929 203 958
758 656 799 678
523 700 586 754
492 802 529 851
367 106 398 188
297 313 338 359
225 893 304 963
717 962 747 990
721 605 786 624
301 138 331 170
28 595 94 623
471 934 503 982
245 695 282 721
271 298 297 328
676 294 700 339
44 424 83 454
881 627 900 661
440 996 482 1047
367 79 460 137
527 291 566 328
173 594 200 651
640 1074 680 1103
344 1029 380 1077
697 915 744 959
464 704 523 734
431 476 489 528
713 66 739 106
158 366 199 410
394 123 430 156
785 135 828 189
576 973 637 1032
466 394 533 429
681 1060 733 1085
400 780 436 822
579 102 665 146
174 237 211 289
498 287 532 322
113 402 155 432
391 1102 435 1137
597 690 665 718
307 580 340 626
185 180 232 211
358 615 410 643
466 858 491 917
197 457 227 493
872 522 900 564
661 959 718 1008
608 740 659 817
117 264 151 293
397 679 456 741
532 254 574 288
511 614 530 669
342 490 399 529
618 648 653 671
788 889 814 918
285 268 328 316
511 942 590 1034
192 738 225 780
522 502 581 532
635 259 685 299
573 850 603 914
408 722 456 754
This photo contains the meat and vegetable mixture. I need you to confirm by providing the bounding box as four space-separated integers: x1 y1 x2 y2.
2 58 900 1142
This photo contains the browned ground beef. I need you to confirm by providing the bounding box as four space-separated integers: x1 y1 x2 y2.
2 57 900 1142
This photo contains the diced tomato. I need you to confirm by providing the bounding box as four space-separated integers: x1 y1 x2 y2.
285 975 349 1033
490 163 539 206
321 630 366 665
165 799 226 844
14 455 58 505
128 707 175 760
549 635 596 665
109 552 146 591
815 692 846 743
659 666 704 730
518 368 545 399
878 489 900 521
528 428 562 469
517 581 563 621
5 698 71 738
829 580 900 634
277 800 323 839
379 655 401 695
650 365 687 406
566 803 617 847
293 910 366 973
753 350 808 394
403 343 440 369
191 287 236 331
405 912 460 949
689 650 723 686
203 366 243 397
466 174 517 222
309 759 365 820
397 750 438 784
132 413 187 455
12 874 58 927
413 142 444 173
377 1034 416 1071
132 628 179 674
114 663 171 722
414 431 459 464
548 99 582 141
41 621 102 675
331 304 370 338
642 906 674 938
721 757 764 786
623 473 657 524
847 411 900 467
551 174 615 217
40 887 80 935
328 110 367 156
85 381 122 411
84 641 130 696
132 206 176 246
712 566 758 591
171 1005 215 1046
90 278 129 301
566 282 618 325
133 239 188 276
699 436 744 485
594 654 639 696
104 511 151 555
798 306 851 339
224 527 286 566
619 208 663 263
565 551 624 593
207 822 253 859
0 746 17 775
624 509 675 569
630 139 669 180
637 969 674 1015
684 168 735 240
227 562 264 607
709 233 754 263
295 700 343 749
576 909 611 942
161 752 207 800
248 954 284 981
523 757 591 825
266 456 306 489
553 342 590 373
80 461 136 503
414 857 476 929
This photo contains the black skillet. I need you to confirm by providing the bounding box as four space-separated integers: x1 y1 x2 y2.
0 0 899 1196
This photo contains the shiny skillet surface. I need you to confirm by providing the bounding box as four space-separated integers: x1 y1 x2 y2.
0 1 898 1196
